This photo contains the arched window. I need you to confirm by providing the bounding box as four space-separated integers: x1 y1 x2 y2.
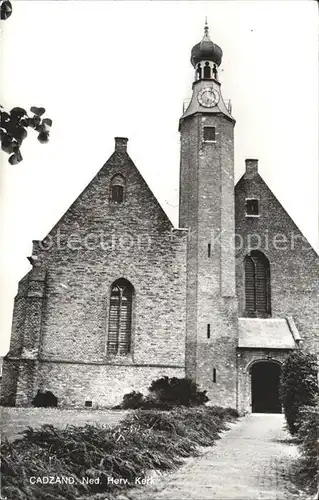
110 174 125 204
107 278 133 355
196 63 202 80
203 62 211 79
244 251 271 317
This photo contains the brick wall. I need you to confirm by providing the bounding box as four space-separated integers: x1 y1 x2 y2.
235 164 319 351
36 363 185 408
180 114 238 408
3 139 188 407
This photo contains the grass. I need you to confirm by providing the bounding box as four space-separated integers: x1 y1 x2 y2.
1 405 238 500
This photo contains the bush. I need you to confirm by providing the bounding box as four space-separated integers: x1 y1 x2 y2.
31 390 58 407
295 400 319 494
148 376 209 407
121 391 144 409
119 377 209 410
279 350 318 434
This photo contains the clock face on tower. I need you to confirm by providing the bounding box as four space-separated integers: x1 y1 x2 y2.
197 87 219 108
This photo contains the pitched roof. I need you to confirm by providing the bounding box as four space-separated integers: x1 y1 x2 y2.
238 317 299 349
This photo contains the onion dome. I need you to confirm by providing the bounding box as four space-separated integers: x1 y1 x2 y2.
191 20 223 67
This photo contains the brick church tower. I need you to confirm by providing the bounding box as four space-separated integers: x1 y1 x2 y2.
179 21 238 407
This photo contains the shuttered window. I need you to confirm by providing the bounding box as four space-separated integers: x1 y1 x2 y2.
111 185 124 203
245 256 256 313
107 279 133 355
244 251 271 316
203 126 216 141
245 199 259 216
110 174 125 204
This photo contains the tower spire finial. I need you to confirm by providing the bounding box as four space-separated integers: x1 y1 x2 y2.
204 17 209 37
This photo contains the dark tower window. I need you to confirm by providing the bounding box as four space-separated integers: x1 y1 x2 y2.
245 198 259 216
207 324 211 339
203 62 211 79
245 251 271 317
110 174 125 204
203 127 216 142
107 278 134 355
213 368 217 383
196 63 202 80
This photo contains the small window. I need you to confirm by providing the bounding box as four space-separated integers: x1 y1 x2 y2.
208 243 211 257
245 198 259 216
85 400 92 407
213 368 216 383
111 185 124 203
207 324 211 339
203 127 216 142
110 174 125 204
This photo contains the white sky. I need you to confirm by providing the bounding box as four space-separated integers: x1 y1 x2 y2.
0 1 318 355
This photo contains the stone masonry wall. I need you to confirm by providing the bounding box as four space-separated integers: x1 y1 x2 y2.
37 363 184 408
5 139 188 407
180 114 238 408
235 165 319 352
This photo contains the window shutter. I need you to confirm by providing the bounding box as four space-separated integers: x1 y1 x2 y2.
255 258 268 314
245 252 271 317
245 256 256 313
119 296 132 355
203 127 216 141
107 280 133 355
107 294 120 354
111 185 124 203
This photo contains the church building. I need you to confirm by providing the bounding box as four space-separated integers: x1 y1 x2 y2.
1 23 318 413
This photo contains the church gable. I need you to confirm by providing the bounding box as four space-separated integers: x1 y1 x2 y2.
235 159 318 349
18 137 188 371
235 159 318 261
39 137 172 252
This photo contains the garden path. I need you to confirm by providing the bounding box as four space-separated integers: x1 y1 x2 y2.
125 413 302 500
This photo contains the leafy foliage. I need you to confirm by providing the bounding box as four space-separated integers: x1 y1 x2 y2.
121 390 144 410
120 376 209 410
0 0 12 20
1 105 52 164
31 390 58 408
295 400 319 494
149 376 209 406
0 406 238 500
279 350 318 435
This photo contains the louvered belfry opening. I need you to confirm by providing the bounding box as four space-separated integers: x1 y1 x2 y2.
107 278 134 355
244 251 271 317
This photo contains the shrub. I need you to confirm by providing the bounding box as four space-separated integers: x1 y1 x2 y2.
279 350 318 434
295 400 319 494
118 376 209 410
31 390 58 407
121 391 144 409
148 376 209 407
149 377 208 406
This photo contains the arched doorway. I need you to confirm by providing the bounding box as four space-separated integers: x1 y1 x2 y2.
251 361 282 413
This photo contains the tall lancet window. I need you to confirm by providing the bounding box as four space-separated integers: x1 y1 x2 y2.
107 278 134 355
245 251 271 317
110 174 125 204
